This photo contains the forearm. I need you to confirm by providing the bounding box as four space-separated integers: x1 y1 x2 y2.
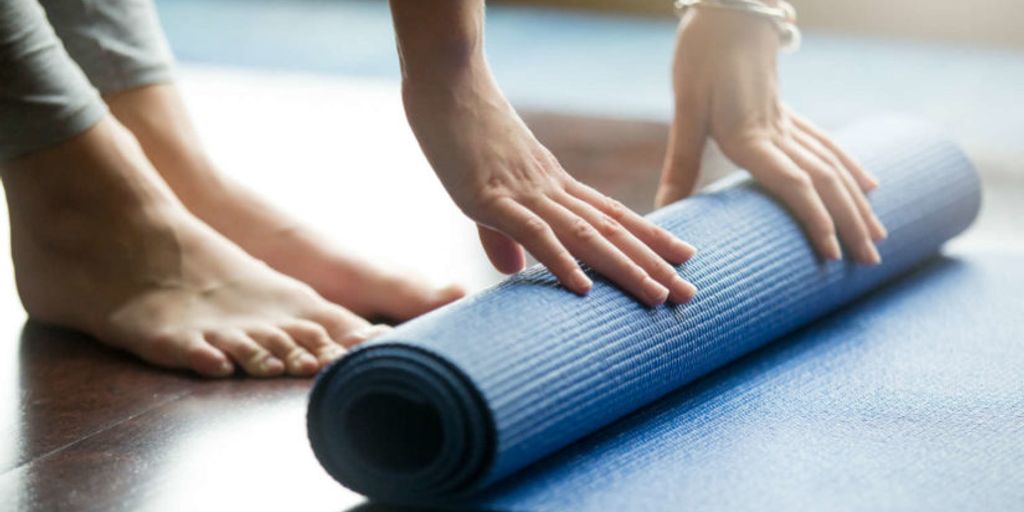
388 0 486 84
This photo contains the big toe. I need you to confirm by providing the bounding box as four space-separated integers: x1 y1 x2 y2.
380 278 465 322
134 331 234 378
185 341 235 378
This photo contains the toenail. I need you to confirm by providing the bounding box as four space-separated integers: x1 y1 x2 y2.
218 361 234 375
261 357 284 374
321 346 346 363
348 324 391 343
297 353 318 369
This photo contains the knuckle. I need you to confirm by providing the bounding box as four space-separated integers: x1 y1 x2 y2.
603 196 628 219
824 153 846 172
520 216 550 238
811 167 842 188
782 171 813 190
595 214 623 238
468 191 506 217
627 264 650 283
651 262 679 282
516 191 548 209
645 222 671 244
570 217 597 242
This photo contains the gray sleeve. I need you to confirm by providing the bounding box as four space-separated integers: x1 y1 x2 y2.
0 0 107 161
40 0 175 95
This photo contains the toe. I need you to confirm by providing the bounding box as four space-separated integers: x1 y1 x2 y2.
376 277 465 321
183 337 235 378
204 329 284 378
250 325 319 376
337 324 392 347
279 320 337 371
134 330 233 378
305 304 372 348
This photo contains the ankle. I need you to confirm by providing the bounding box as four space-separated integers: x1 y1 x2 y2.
2 118 184 245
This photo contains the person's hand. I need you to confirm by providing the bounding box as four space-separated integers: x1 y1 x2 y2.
402 65 697 306
658 6 887 264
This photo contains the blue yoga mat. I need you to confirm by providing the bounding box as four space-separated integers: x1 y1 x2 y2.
308 117 994 508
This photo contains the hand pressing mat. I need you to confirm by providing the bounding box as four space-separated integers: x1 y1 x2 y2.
308 117 1021 510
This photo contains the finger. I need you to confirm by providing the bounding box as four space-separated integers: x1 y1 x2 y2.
279 320 335 374
566 181 697 265
791 127 888 241
726 140 841 260
788 111 878 191
477 224 526 274
204 329 284 378
557 192 696 303
532 198 669 306
780 137 880 265
486 197 593 295
657 96 709 208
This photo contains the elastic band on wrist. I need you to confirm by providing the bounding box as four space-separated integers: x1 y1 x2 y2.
674 0 801 52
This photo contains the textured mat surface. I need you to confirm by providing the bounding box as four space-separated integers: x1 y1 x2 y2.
307 117 985 506
472 250 1024 511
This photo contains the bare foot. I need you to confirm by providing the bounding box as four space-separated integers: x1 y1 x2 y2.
105 85 465 323
1 118 386 378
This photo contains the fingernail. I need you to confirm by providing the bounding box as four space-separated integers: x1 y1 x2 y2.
261 357 284 374
642 277 669 305
862 241 882 265
823 236 842 261
874 220 889 241
573 269 593 294
673 277 697 303
670 239 697 262
352 325 380 340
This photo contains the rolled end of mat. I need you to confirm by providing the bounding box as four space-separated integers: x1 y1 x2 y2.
307 344 494 499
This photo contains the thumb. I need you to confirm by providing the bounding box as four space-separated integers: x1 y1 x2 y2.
656 106 708 208
477 224 526 274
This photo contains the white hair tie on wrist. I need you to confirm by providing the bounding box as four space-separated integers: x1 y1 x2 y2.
674 0 802 52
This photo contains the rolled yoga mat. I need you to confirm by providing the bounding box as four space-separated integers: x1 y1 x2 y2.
307 116 984 505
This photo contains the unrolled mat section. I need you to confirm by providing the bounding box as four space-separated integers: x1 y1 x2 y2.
307 116 982 504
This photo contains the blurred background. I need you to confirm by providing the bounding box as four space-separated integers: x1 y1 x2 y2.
511 0 1024 47
141 0 1022 292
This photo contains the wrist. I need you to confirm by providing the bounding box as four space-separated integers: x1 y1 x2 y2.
676 0 798 51
682 7 781 49
390 0 488 85
400 46 487 89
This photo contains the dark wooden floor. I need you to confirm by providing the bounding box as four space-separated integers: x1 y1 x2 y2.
1 73 1019 511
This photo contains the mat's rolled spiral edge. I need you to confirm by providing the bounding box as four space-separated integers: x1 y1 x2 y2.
308 116 982 502
307 343 494 500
